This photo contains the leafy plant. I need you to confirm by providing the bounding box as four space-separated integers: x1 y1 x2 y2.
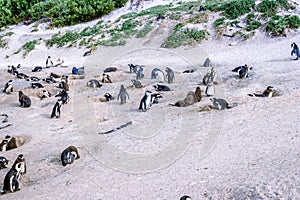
136 24 153 38
22 39 42 56
213 17 226 29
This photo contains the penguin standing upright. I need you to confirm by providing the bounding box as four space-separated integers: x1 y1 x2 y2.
46 56 53 68
205 82 215 97
291 42 300 60
3 80 13 94
2 162 22 194
139 90 152 112
51 100 63 118
2 154 26 194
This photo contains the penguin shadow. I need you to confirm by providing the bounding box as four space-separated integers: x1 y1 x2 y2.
40 113 54 119
266 57 295 63
41 101 54 108
48 157 62 166
9 102 22 108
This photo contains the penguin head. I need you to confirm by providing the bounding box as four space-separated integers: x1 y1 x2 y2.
4 135 11 139
267 86 274 90
180 195 192 200
14 163 22 171
145 90 152 95
104 93 113 101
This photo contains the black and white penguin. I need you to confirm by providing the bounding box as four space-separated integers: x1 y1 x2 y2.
153 84 171 91
3 80 13 94
0 156 8 170
12 154 26 176
46 56 53 68
87 79 102 88
180 195 192 200
58 80 69 91
151 93 163 104
2 162 22 194
210 98 231 110
101 73 112 83
151 68 164 82
128 63 138 73
32 66 42 72
131 80 143 88
232 64 253 78
0 135 17 151
139 90 152 112
16 73 29 80
51 100 63 118
291 42 300 60
61 146 80 166
104 67 118 73
43 77 57 84
31 82 44 89
83 50 91 57
39 89 52 99
55 90 69 104
205 82 215 97
28 76 40 82
50 72 61 79
2 154 26 194
248 86 278 97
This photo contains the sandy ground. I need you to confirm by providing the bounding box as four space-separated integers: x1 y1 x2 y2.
0 0 300 199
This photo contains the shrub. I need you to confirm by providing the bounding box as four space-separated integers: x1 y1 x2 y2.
136 24 153 38
163 26 208 48
113 0 128 8
213 17 226 29
285 15 300 29
246 21 261 31
206 0 255 19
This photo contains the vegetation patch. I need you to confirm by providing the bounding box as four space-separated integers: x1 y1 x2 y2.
136 24 154 38
163 23 208 48
266 15 300 36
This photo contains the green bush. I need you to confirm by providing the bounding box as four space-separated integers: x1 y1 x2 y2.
223 0 255 19
285 15 300 29
163 27 208 48
258 0 294 17
113 0 128 8
136 25 153 38
246 21 261 31
245 13 255 23
206 0 255 19
0 0 130 28
46 31 80 47
213 17 226 28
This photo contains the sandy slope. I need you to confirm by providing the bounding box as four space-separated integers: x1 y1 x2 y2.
0 1 300 199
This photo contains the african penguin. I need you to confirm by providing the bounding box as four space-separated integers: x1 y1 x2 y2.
3 80 13 94
139 90 152 112
232 64 253 78
248 86 278 97
51 100 63 118
61 146 80 166
291 42 300 60
0 156 8 170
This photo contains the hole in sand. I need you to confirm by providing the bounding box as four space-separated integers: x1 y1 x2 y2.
0 135 30 151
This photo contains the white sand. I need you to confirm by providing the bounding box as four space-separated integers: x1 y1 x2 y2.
0 0 300 199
